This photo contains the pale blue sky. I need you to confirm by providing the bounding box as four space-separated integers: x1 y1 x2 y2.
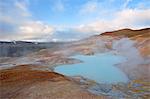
0 0 150 41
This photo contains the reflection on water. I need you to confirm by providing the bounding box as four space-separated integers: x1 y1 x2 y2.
55 53 128 83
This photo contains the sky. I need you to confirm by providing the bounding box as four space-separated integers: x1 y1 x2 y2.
0 0 150 41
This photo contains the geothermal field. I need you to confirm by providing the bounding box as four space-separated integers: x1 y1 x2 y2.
0 28 150 98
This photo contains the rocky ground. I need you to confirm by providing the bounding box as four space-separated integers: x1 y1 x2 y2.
0 28 150 99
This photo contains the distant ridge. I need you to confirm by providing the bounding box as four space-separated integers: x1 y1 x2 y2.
100 28 150 37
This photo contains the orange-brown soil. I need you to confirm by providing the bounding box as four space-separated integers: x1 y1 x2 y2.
0 65 107 99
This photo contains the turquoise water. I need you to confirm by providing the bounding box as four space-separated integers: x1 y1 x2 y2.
54 53 128 83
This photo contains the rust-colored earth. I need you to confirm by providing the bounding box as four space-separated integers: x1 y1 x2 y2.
0 65 107 99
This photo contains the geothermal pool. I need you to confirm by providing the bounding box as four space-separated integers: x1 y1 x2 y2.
55 53 128 83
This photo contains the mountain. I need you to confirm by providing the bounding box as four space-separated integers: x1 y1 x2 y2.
100 28 150 57
0 41 65 57
100 28 150 38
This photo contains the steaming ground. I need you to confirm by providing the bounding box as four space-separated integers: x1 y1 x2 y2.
0 28 150 98
112 38 150 79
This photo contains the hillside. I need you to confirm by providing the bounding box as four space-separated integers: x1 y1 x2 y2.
100 28 150 38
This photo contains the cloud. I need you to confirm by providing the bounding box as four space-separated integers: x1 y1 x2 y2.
0 20 55 41
123 0 132 8
15 0 31 17
0 0 149 42
113 8 150 27
18 21 54 40
49 29 92 42
79 0 98 15
74 8 150 34
52 0 65 12
0 0 31 29
0 0 54 41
